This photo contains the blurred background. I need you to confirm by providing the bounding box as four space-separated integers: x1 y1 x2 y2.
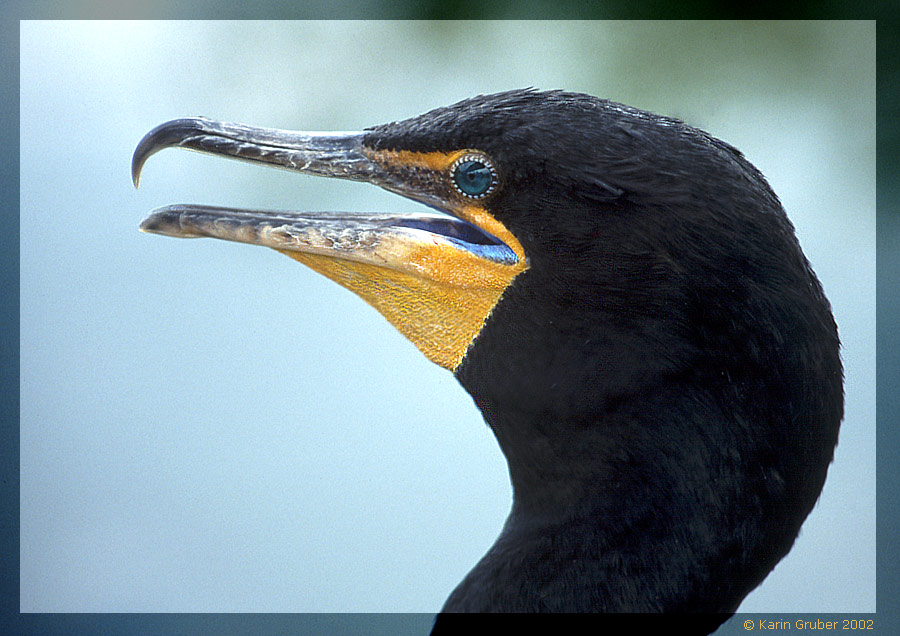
19 20 874 618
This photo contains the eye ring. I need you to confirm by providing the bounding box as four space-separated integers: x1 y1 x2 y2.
450 153 498 199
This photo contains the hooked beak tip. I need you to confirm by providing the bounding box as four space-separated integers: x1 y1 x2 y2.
131 150 144 188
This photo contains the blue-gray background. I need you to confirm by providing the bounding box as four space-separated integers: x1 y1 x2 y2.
20 21 875 614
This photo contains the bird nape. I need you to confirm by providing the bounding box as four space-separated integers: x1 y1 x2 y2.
132 89 843 628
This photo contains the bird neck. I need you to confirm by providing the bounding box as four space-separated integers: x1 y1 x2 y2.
444 378 771 614
446 248 841 615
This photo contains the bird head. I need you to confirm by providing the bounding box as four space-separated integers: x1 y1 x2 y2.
133 85 841 457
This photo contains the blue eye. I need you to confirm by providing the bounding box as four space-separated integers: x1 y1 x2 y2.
452 155 495 198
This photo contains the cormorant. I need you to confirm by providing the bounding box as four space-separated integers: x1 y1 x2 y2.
132 89 843 628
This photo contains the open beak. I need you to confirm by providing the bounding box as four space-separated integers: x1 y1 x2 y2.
132 117 527 371
132 118 517 272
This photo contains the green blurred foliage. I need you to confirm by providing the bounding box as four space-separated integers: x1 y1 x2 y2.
410 0 870 19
